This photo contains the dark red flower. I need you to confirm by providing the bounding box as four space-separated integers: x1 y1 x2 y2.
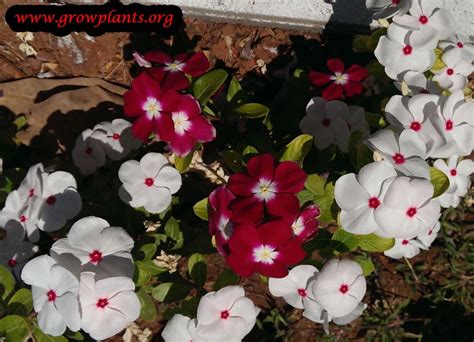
226 220 306 278
285 204 320 243
309 58 368 100
227 154 307 224
208 185 235 256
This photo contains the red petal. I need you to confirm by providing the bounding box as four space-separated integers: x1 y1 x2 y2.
161 71 190 91
181 52 211 77
327 58 345 74
131 115 152 141
143 51 173 64
277 240 306 265
124 90 145 117
295 204 320 242
229 196 264 224
168 131 196 157
274 161 307 193
322 83 344 100
152 112 175 142
133 70 162 94
257 219 293 247
346 64 369 81
308 71 332 86
228 224 260 251
255 261 288 278
266 193 300 221
189 115 216 143
159 90 182 113
343 81 363 98
227 252 255 277
228 173 257 197
177 95 201 117
247 154 275 181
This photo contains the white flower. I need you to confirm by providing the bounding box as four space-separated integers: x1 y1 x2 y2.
366 0 411 19
335 161 396 235
119 153 182 214
433 49 474 92
92 119 141 161
396 71 442 96
51 216 134 279
309 259 366 318
0 220 37 276
417 221 441 248
79 272 140 341
393 0 456 40
439 34 474 60
375 176 441 239
384 238 425 259
162 314 197 342
195 286 260 341
268 264 318 309
17 163 44 200
367 129 430 179
433 156 474 208
21 255 81 336
428 90 474 158
72 128 106 176
375 24 437 80
36 171 82 232
299 98 367 152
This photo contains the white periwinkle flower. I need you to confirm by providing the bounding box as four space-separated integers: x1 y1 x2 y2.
21 255 81 336
195 286 260 341
119 153 182 214
433 49 474 92
375 176 441 239
79 272 140 341
72 128 106 176
162 314 197 342
383 238 425 259
335 161 396 235
396 71 442 96
417 221 441 248
93 119 141 161
51 216 134 278
0 220 37 275
367 129 430 179
439 34 474 60
365 0 411 19
375 24 436 80
17 163 44 200
268 264 318 309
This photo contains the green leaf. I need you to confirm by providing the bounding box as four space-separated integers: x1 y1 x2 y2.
367 28 387 51
137 288 157 321
358 233 395 252
234 103 270 119
354 256 375 276
33 323 69 341
138 243 157 260
213 269 239 291
227 76 243 102
296 189 314 206
221 150 245 173
193 198 209 221
141 259 167 276
188 253 207 288
164 217 184 250
0 266 15 301
430 166 450 198
152 283 191 303
0 315 29 341
7 289 33 316
279 134 313 166
193 69 228 105
174 151 194 173
65 331 84 341
305 174 337 224
331 228 360 252
352 35 371 53
431 48 446 72
348 131 373 171
134 261 152 287
242 145 259 161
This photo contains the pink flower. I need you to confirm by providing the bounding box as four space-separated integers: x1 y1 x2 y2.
286 204 320 243
226 220 306 278
309 58 368 100
227 154 307 224
134 51 210 90
208 186 235 256
167 95 216 156
123 72 181 141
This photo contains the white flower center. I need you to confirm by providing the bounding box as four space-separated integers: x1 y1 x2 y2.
165 61 185 72
143 97 162 119
331 72 348 85
172 112 191 135
291 217 305 236
253 179 276 201
253 245 278 264
218 217 234 241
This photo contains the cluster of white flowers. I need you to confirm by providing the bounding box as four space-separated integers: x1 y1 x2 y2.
299 97 369 152
0 164 81 274
118 152 182 214
73 119 141 176
162 285 260 341
269 259 367 333
21 216 140 340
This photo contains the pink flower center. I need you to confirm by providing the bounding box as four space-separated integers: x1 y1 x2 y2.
85 147 93 155
392 153 405 164
96 298 109 308
368 197 381 209
402 239 409 245
144 178 154 187
298 288 307 297
89 250 103 264
410 121 422 132
19 215 27 223
112 133 120 140
220 310 230 319
46 196 56 205
457 42 464 48
8 259 17 267
447 68 454 76
450 169 457 176
322 118 331 127
406 207 417 218
29 189 35 197
339 284 349 294
403 45 413 55
428 229 433 235
420 89 429 94
419 15 429 24
392 0 400 4
47 290 57 302
445 120 453 131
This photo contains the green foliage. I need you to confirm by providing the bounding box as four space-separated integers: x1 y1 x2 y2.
331 228 360 252
353 28 387 53
305 174 337 224
188 253 207 288
33 323 69 342
0 266 15 301
134 261 152 287
213 268 239 291
138 243 157 260
234 103 270 119
227 76 243 102
7 289 33 317
354 256 375 276
174 151 194 173
152 282 192 303
279 134 313 166
430 167 450 198
137 288 157 321
193 198 209 221
358 233 395 252
164 217 184 250
348 131 373 171
193 69 228 105
431 48 446 72
0 315 29 341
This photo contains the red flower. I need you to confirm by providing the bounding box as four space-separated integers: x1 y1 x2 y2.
134 51 210 90
208 185 235 256
309 58 368 100
227 220 306 278
167 95 216 156
227 154 307 224
286 204 320 243
124 72 180 141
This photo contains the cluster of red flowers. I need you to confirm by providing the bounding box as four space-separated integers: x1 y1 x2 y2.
208 154 320 278
123 51 216 156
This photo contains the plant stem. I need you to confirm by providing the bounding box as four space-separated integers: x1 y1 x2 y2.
404 257 420 284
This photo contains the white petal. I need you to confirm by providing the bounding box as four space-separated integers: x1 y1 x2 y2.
118 160 147 184
55 292 81 331
162 314 193 341
154 166 182 194
335 174 370 211
144 186 172 214
38 302 67 336
140 153 169 178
